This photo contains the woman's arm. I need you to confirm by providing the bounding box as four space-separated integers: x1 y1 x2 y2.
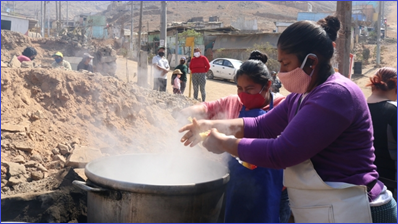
179 118 244 147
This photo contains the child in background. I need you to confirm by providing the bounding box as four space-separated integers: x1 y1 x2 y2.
172 69 183 94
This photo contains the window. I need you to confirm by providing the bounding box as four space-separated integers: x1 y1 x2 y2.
1 20 11 30
213 59 223 65
223 60 233 68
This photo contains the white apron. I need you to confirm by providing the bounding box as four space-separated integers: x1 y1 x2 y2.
284 159 373 223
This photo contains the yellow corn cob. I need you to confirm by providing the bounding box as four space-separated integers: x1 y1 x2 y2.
199 130 211 141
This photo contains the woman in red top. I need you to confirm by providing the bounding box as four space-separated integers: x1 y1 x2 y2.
189 48 210 102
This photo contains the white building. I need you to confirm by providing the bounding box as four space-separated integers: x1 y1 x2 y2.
1 13 37 35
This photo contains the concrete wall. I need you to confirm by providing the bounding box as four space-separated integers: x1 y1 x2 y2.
231 17 258 31
1 15 29 34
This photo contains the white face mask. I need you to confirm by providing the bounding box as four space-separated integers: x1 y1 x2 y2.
277 53 317 94
194 52 200 57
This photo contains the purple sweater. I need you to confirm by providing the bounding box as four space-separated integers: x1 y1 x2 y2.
238 73 383 201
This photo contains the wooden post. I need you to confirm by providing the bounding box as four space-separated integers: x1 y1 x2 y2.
336 1 352 77
376 1 382 66
175 30 178 68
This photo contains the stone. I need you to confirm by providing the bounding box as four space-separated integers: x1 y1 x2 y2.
58 143 69 155
36 163 48 172
53 154 66 164
1 61 8 68
1 165 7 174
8 177 24 186
1 123 29 132
21 61 34 68
9 56 21 68
1 179 8 187
3 161 26 177
30 153 42 162
52 148 60 155
47 161 64 169
66 146 103 168
31 110 43 120
24 161 37 168
2 186 10 192
13 155 26 164
14 142 34 153
31 171 44 180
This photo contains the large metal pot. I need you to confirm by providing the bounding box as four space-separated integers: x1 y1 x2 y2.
73 153 229 223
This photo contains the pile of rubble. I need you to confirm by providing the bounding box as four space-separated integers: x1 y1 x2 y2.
59 27 88 49
1 67 198 195
93 45 117 76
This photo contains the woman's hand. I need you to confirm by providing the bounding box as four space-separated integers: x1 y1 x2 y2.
202 128 229 154
179 118 212 147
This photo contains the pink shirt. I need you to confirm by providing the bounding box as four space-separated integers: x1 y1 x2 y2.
17 55 31 63
202 94 285 120
173 77 181 89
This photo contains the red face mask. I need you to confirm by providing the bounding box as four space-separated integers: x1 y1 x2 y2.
238 86 266 110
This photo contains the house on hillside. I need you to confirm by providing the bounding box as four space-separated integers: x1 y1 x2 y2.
147 26 237 66
297 11 368 48
212 32 281 61
274 22 294 33
1 12 37 35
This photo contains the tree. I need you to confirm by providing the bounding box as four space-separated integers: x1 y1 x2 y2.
247 43 280 72
178 29 202 55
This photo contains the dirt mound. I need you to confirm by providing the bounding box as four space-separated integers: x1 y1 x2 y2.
1 67 199 197
1 30 33 62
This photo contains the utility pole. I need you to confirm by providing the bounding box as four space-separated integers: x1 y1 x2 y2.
384 2 387 38
147 21 149 44
138 1 143 62
41 1 44 37
336 1 352 77
59 1 62 29
56 2 58 32
130 1 134 59
137 1 147 87
160 1 167 55
43 1 46 36
66 1 69 27
47 1 50 37
376 1 382 66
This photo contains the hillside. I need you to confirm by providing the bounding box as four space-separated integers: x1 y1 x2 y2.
2 1 110 20
100 1 336 32
6 1 335 32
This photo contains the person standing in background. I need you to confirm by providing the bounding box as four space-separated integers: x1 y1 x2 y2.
366 67 397 199
175 57 188 94
189 48 210 102
152 46 170 92
270 71 282 93
171 69 183 94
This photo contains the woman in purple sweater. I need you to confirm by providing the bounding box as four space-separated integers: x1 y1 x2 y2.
179 16 397 223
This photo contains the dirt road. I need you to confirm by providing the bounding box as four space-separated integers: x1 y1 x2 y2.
115 57 375 103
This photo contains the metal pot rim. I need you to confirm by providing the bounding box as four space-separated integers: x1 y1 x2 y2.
84 153 230 194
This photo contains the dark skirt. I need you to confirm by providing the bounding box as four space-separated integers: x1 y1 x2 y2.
173 88 181 94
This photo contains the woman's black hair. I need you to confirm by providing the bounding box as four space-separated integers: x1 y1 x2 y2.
234 59 271 87
277 16 341 90
22 47 37 58
248 50 268 64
